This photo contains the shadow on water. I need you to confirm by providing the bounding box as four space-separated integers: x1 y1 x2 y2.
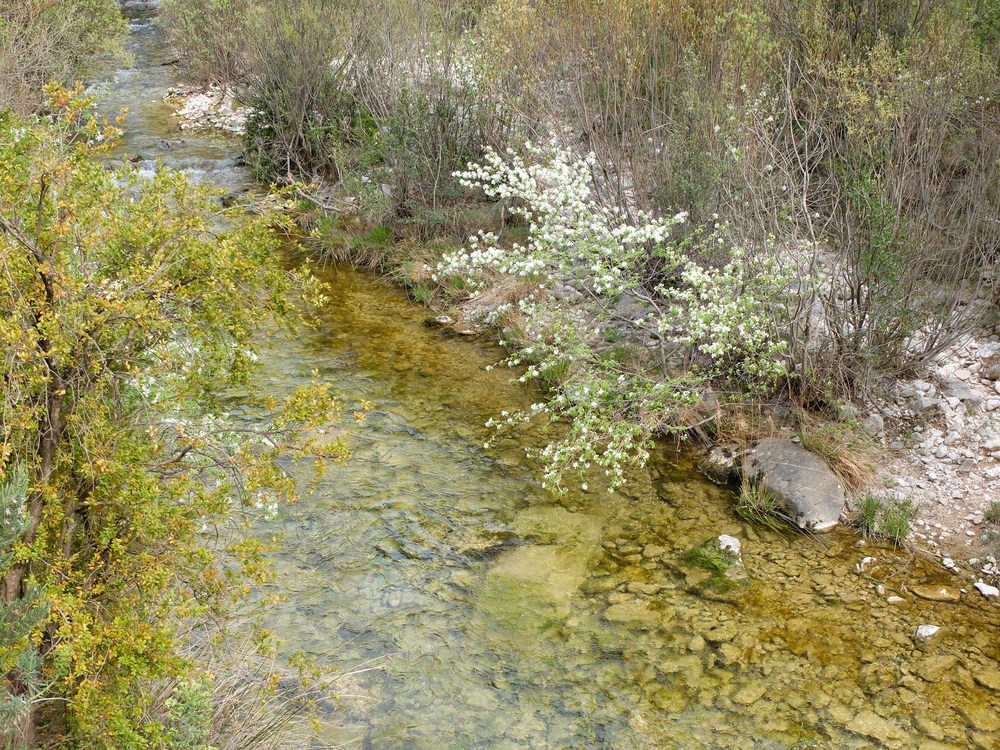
94 4 1000 748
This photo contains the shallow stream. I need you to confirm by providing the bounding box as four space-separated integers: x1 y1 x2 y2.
95 4 1000 748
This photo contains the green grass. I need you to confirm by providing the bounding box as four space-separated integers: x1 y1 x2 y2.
852 494 882 537
735 478 786 530
985 500 1000 525
849 494 919 546
685 541 737 573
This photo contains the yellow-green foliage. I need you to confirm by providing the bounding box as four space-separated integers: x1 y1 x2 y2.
0 88 343 748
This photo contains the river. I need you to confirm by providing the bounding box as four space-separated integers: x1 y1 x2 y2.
94 3 1000 748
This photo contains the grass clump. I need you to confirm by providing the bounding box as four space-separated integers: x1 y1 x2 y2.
684 540 746 593
734 477 786 530
795 418 879 494
984 500 1000 525
850 494 919 546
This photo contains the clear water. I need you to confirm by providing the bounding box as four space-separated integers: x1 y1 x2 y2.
93 6 1000 748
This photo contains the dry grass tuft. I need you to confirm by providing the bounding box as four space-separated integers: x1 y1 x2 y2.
460 279 543 322
795 416 879 494
711 400 782 450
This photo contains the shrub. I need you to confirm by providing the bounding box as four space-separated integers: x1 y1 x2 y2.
0 0 126 114
437 145 790 490
0 90 343 747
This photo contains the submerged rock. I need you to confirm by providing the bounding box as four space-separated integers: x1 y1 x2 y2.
604 600 662 629
846 710 910 744
745 438 845 531
910 585 961 602
698 443 740 484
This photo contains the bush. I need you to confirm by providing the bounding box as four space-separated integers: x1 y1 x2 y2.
0 0 127 114
434 145 789 490
0 90 343 747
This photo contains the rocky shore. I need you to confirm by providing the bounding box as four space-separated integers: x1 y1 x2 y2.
163 85 249 134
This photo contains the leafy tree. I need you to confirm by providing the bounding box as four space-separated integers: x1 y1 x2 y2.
0 88 343 748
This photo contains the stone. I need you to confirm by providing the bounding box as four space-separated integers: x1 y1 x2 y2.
424 315 455 327
915 395 941 412
973 667 1000 691
688 634 706 652
731 680 766 706
918 654 958 683
960 705 1000 732
915 624 941 641
658 654 703 684
704 621 739 643
974 581 999 598
910 585 961 602
846 710 909 743
914 714 947 740
861 413 885 436
745 438 845 531
698 443 740 484
942 379 984 407
717 535 741 557
604 601 662 629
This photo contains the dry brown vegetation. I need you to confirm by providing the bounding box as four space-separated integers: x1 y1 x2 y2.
159 0 1000 411
0 0 126 115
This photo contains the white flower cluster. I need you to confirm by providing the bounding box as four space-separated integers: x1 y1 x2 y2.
447 143 792 490
439 142 687 295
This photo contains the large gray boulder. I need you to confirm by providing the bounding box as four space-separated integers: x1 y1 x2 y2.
745 438 845 532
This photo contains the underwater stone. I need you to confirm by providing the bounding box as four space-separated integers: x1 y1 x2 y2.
910 585 961 602
604 601 662 629
973 667 1000 691
846 710 910 744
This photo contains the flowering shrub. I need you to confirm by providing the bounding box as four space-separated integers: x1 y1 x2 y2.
439 143 791 490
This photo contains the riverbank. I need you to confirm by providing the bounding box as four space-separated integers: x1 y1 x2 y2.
164 83 1000 583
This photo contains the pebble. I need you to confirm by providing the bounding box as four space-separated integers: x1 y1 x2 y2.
915 624 941 641
973 581 999 598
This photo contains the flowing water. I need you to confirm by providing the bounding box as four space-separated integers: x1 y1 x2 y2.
96 4 1000 748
